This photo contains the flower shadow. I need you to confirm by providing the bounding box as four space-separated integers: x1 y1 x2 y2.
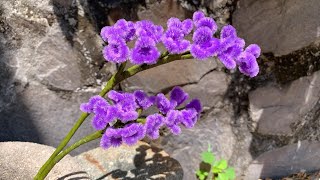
96 144 183 180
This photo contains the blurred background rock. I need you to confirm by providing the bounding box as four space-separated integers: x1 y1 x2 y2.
0 0 319 179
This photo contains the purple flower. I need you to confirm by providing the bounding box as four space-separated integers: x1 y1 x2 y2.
170 86 189 106
162 27 190 54
167 18 193 35
145 114 165 139
180 109 198 128
165 110 181 135
186 99 202 114
102 37 129 63
237 52 259 77
191 38 220 60
217 53 237 69
155 93 177 114
130 36 160 65
217 28 246 69
116 96 139 123
107 90 139 123
114 19 136 42
195 17 217 33
191 27 220 60
91 101 118 130
182 19 193 35
100 26 124 42
100 19 136 42
100 128 123 149
193 11 205 24
80 96 106 113
220 25 237 39
134 90 154 110
135 20 163 43
245 44 261 58
121 123 146 145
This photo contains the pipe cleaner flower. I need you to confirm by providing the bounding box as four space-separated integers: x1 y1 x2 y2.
134 90 155 110
170 86 189 106
165 110 182 135
100 19 135 42
100 128 123 149
237 51 259 77
155 93 177 114
121 123 146 145
102 37 129 63
130 36 160 65
135 20 163 43
190 27 220 60
145 114 165 139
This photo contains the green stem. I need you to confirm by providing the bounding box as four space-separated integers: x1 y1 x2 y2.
36 130 103 180
35 53 193 179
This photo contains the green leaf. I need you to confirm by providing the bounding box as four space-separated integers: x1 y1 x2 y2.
196 170 202 176
225 168 236 180
201 151 215 164
196 170 208 180
212 166 221 174
216 159 228 170
217 173 228 180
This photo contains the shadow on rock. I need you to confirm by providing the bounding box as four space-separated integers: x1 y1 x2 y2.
95 144 183 180
0 6 41 143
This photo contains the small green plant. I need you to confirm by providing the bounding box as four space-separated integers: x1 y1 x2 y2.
196 144 235 180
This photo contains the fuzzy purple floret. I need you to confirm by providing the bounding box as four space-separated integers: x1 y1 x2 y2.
130 36 160 65
195 17 217 33
165 110 182 135
100 128 123 149
100 19 136 42
80 95 105 113
155 93 177 114
145 114 165 139
180 109 198 128
121 123 146 145
135 20 163 43
245 44 261 58
163 18 192 54
134 90 154 110
170 86 189 106
186 99 202 114
103 37 129 63
237 51 259 77
193 11 205 25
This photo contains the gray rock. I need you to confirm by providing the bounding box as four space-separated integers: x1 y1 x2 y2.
245 140 320 179
182 71 229 109
0 0 115 154
75 141 183 180
0 141 89 180
233 0 320 56
249 70 320 136
122 59 217 93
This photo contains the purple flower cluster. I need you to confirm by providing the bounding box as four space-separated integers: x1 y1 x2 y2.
190 12 261 77
162 18 193 54
80 87 202 149
100 11 261 77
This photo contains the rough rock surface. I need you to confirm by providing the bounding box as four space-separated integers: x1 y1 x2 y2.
75 141 183 180
233 0 320 56
122 59 218 94
0 142 89 180
245 141 320 179
249 70 320 136
0 0 115 154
